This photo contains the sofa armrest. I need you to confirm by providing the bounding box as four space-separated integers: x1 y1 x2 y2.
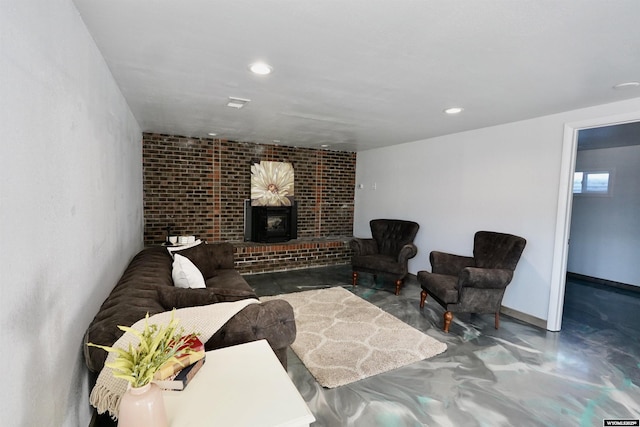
398 243 418 263
349 238 378 256
205 299 296 368
430 251 475 276
459 267 513 289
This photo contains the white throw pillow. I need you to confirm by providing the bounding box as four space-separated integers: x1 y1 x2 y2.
172 254 206 289
167 239 203 258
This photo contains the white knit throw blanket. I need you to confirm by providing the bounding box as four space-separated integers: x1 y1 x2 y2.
90 299 260 418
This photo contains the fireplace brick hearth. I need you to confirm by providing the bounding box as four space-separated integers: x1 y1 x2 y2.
234 238 351 274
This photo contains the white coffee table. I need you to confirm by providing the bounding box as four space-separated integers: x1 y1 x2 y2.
163 340 315 427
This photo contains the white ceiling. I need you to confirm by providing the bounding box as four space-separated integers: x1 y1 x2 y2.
72 0 640 152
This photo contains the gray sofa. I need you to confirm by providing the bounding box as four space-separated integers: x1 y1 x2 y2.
83 242 296 372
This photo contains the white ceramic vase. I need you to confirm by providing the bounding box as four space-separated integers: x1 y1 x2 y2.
118 382 168 427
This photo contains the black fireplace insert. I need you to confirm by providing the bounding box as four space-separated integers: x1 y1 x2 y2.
244 200 297 243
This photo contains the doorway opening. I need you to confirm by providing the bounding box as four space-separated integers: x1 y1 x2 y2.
548 114 640 331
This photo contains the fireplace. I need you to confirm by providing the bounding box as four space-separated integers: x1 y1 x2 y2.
244 200 297 243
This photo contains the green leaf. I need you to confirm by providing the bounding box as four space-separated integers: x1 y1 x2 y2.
87 309 201 387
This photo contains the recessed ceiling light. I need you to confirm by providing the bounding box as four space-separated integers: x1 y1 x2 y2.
613 81 640 90
207 132 217 136
273 139 281 143
444 107 464 114
320 144 330 148
249 62 273 75
227 97 251 109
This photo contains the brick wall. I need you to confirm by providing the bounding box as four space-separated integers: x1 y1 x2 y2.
143 134 215 244
143 133 356 271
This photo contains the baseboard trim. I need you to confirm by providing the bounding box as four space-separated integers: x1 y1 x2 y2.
500 306 547 330
567 272 639 293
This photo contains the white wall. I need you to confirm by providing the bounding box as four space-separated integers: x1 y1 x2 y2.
354 97 640 325
568 145 640 286
0 1 142 426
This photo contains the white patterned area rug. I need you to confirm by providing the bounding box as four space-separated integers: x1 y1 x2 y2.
262 286 447 388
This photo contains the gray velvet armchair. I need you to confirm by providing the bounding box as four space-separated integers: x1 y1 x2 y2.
350 219 419 295
418 231 526 332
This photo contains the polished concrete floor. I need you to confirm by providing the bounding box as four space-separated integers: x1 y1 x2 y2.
245 265 640 427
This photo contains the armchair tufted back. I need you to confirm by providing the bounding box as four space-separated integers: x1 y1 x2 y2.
473 231 526 271
370 219 420 257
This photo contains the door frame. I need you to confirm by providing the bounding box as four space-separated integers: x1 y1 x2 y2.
547 111 640 331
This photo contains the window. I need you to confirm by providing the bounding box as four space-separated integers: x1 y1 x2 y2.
573 170 613 195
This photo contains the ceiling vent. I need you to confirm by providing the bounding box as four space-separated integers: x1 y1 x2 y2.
227 97 251 109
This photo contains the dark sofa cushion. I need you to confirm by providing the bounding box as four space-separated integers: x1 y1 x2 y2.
205 269 258 302
473 231 526 270
170 242 237 279
351 254 404 275
370 219 420 257
157 286 219 310
171 243 217 279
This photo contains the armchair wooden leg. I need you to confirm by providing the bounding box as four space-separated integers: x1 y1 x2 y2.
394 279 403 295
352 271 358 287
419 290 427 308
495 312 500 329
443 311 453 333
